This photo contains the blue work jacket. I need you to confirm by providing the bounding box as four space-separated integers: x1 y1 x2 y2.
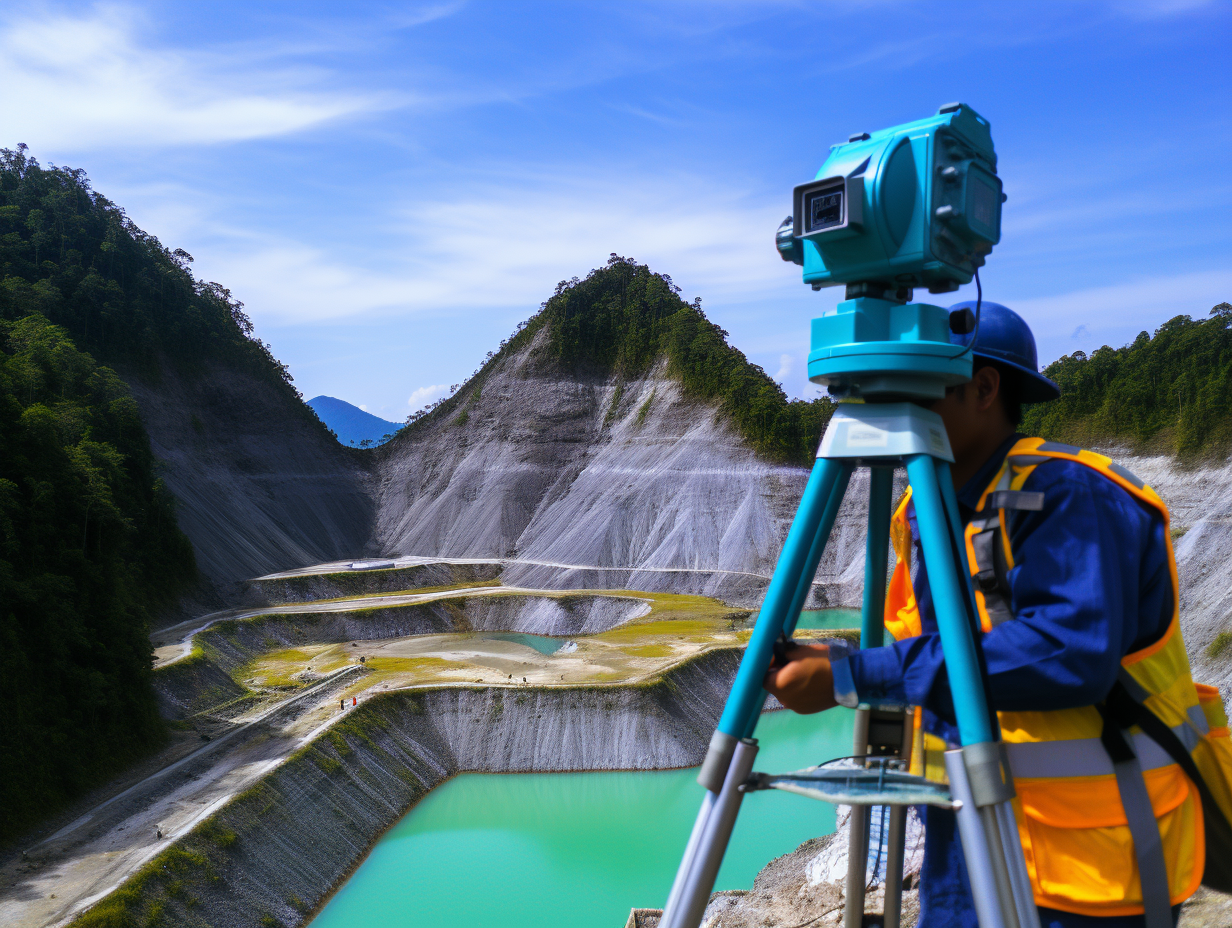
830 434 1176 928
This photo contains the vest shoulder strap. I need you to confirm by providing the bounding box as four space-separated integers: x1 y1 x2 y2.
968 438 1167 629
1004 439 1166 520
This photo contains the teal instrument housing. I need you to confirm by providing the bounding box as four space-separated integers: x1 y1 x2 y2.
779 102 1002 293
775 102 1003 399
808 296 972 398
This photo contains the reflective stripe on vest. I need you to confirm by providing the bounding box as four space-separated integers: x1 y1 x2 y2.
883 437 1206 918
1006 707 1209 779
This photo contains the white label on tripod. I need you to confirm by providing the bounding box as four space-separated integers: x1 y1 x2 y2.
929 427 946 453
846 424 889 448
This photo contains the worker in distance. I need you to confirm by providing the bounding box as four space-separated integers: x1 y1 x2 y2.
764 302 1232 928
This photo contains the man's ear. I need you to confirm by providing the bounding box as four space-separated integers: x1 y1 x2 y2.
974 365 1001 411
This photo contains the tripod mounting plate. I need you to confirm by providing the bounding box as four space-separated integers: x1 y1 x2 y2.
809 296 973 399
819 402 952 463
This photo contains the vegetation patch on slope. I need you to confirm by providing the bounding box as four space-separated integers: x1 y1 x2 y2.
1023 302 1232 455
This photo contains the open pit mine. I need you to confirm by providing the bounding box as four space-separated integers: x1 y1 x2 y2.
4 307 1232 928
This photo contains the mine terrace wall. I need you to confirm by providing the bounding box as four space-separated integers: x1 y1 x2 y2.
77 650 744 928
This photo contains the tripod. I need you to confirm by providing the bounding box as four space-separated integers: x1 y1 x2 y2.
659 401 1040 928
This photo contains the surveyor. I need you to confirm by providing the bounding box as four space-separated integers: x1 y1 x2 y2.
764 301 1226 928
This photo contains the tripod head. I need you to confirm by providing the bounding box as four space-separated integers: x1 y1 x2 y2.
776 103 1003 400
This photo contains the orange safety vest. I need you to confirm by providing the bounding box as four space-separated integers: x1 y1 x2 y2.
884 437 1232 917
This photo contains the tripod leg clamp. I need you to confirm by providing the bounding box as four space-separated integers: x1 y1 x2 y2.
963 741 1015 807
698 730 739 792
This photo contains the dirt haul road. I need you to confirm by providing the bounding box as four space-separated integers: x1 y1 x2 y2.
0 667 362 928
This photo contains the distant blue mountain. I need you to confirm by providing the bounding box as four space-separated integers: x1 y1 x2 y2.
307 396 400 447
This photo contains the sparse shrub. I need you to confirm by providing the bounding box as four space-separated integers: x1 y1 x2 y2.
636 389 655 426
1208 631 1232 659
604 383 624 426
198 820 237 848
314 753 342 774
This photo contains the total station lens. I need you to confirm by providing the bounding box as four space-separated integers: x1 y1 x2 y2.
807 189 843 232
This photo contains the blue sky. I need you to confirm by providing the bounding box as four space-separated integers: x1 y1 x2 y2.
2 1 1228 421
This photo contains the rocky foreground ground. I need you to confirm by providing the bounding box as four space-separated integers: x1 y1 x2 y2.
627 805 1232 928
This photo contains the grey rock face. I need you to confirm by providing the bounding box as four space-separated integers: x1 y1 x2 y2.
374 331 888 609
1113 454 1232 694
123 362 373 604
461 594 650 634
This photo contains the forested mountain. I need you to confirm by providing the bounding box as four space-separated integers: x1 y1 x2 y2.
0 145 300 396
404 254 835 464
0 314 195 842
0 145 331 844
1022 303 1232 454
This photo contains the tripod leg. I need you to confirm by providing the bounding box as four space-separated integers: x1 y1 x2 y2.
901 455 995 746
844 715 872 928
669 739 760 928
844 467 895 928
935 461 1041 928
663 457 852 928
700 457 852 790
743 465 852 739
661 789 717 920
859 466 894 650
785 467 853 635
882 805 908 928
911 457 1039 928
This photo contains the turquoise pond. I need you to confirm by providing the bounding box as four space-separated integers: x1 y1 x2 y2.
796 608 860 631
311 708 855 928
479 632 573 655
728 607 860 632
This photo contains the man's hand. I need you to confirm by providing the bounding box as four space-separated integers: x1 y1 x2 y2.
763 642 838 714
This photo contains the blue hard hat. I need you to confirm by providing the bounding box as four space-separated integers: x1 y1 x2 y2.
948 300 1060 403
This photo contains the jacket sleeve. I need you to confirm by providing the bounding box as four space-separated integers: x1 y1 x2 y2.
838 459 1173 717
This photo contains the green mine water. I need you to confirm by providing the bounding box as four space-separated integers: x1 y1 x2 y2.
480 632 572 654
312 708 854 928
796 607 860 630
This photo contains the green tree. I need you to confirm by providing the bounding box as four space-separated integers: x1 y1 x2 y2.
1023 302 1232 454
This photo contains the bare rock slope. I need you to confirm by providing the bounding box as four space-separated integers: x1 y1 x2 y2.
373 327 874 609
124 362 373 603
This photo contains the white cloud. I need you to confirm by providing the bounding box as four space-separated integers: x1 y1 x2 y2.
184 168 794 324
774 353 792 382
408 384 450 409
0 6 389 150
